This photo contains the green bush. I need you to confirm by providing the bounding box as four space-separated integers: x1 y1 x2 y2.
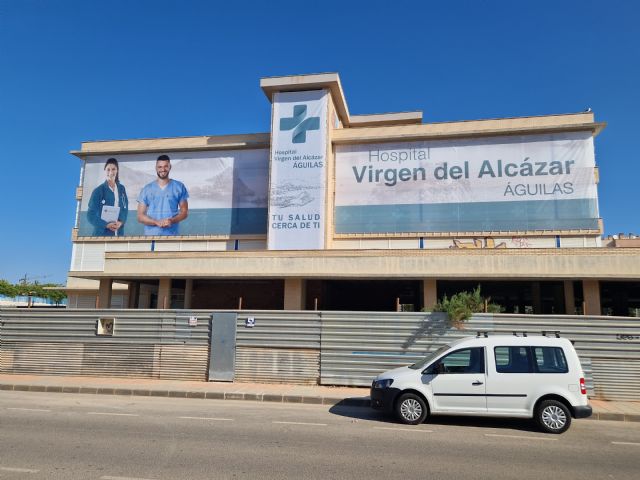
0 279 19 298
432 286 503 328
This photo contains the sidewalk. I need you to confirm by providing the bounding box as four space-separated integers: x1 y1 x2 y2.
1 374 638 422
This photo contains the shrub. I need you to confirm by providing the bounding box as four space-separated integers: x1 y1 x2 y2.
432 286 503 329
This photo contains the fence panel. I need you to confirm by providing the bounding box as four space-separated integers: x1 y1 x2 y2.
0 309 210 381
320 311 453 386
235 311 320 384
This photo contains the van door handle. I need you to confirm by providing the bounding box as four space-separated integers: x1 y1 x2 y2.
472 381 484 386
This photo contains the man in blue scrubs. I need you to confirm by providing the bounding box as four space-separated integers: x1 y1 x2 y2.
137 155 189 235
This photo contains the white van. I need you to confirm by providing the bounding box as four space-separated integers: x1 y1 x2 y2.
370 333 592 433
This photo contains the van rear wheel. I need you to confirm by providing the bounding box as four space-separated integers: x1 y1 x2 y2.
536 400 571 434
395 393 428 425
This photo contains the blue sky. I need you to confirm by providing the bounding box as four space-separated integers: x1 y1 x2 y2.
0 0 638 284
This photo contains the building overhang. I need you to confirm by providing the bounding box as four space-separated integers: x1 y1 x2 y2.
71 133 271 158
333 113 605 145
67 248 640 281
349 111 423 127
261 72 351 126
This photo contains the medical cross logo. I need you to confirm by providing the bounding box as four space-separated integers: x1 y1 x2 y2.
279 104 320 144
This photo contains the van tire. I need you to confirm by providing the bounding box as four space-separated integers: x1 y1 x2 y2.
536 400 572 434
395 393 428 425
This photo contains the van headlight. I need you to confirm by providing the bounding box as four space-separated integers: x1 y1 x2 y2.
373 379 394 389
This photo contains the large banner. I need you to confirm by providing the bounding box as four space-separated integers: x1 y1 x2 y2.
335 132 599 233
267 90 329 250
77 149 269 237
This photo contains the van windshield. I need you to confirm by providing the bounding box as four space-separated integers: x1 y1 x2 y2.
408 345 450 370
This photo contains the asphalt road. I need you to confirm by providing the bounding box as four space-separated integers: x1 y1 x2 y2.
0 391 639 480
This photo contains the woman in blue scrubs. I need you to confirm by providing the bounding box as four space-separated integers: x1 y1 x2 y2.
87 158 129 236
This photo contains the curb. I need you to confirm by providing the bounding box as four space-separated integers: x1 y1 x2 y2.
2 383 637 422
591 412 640 422
0 383 370 408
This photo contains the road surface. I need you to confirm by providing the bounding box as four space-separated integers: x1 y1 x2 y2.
1 391 639 479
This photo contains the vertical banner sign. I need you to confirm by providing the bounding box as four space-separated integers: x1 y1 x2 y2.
268 90 328 249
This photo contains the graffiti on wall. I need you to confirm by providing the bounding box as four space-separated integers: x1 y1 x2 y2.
450 237 507 249
511 236 532 248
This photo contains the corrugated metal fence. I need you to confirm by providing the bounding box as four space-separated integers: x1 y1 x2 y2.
0 309 210 381
320 312 640 401
235 311 320 385
320 311 459 387
0 308 638 400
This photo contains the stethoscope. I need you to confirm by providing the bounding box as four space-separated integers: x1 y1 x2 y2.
119 189 128 209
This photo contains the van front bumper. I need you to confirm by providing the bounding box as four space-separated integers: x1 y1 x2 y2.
573 405 593 419
370 387 402 413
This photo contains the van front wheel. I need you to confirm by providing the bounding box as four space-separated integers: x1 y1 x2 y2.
536 400 571 434
395 393 428 425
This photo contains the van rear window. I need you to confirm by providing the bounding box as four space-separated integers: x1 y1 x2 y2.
533 347 568 373
494 346 568 374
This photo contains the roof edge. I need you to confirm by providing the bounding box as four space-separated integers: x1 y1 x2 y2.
260 72 350 125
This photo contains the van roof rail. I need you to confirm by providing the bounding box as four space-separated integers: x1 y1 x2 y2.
541 331 561 338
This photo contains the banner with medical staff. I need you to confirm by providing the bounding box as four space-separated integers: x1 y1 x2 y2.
77 149 269 237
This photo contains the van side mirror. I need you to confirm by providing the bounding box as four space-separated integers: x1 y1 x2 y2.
425 362 443 375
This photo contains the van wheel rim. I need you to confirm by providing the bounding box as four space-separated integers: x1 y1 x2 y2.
542 405 567 430
401 399 422 421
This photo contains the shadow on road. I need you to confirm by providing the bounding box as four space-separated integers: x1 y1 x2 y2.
422 415 541 433
329 400 541 433
328 400 397 424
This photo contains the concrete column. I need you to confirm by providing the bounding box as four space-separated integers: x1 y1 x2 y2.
138 284 151 309
423 279 437 311
158 278 171 309
184 279 193 309
582 280 601 316
532 282 542 314
284 278 304 310
97 278 113 309
564 280 575 315
127 282 139 309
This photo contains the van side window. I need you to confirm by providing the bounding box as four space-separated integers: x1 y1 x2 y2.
494 346 533 373
438 347 485 374
533 347 568 373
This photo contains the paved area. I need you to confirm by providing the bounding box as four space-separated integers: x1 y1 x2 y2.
1 373 638 422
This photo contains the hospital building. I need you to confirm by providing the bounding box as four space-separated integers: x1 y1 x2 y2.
65 73 640 317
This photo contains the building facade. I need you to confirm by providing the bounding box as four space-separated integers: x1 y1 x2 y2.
66 73 640 316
